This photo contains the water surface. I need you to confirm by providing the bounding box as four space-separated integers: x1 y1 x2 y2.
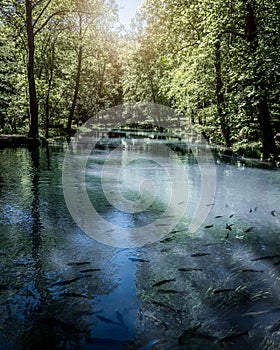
0 141 279 349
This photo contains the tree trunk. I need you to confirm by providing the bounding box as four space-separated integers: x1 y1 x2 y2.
67 44 82 134
245 3 276 158
214 39 231 147
45 44 55 139
26 0 39 139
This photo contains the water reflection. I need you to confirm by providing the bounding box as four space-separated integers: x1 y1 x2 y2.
0 144 145 349
0 142 279 349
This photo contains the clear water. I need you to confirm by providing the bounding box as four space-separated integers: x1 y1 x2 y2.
0 141 279 349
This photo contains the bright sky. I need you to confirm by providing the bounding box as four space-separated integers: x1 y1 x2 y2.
116 0 143 29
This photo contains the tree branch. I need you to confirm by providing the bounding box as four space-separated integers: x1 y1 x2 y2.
33 0 52 29
34 9 68 36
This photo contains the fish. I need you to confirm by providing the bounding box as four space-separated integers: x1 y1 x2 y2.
80 268 101 273
218 331 248 343
204 224 213 229
178 268 203 272
249 208 253 213
251 255 280 261
128 257 149 263
59 292 88 299
226 224 233 231
177 201 185 205
96 315 121 326
229 214 234 218
116 311 128 329
52 275 89 287
244 226 254 233
158 289 184 294
274 261 280 266
241 269 264 273
206 203 215 207
213 288 236 294
271 210 276 216
160 237 174 243
152 278 176 287
191 253 210 257
215 215 224 218
254 207 258 211
68 262 91 266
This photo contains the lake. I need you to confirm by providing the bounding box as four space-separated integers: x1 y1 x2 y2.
0 140 279 349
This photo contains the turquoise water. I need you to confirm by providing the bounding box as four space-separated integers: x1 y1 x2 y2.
0 141 279 349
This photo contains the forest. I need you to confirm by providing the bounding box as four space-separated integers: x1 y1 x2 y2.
1 2 280 349
0 0 279 161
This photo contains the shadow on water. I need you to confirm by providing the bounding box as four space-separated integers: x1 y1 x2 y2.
0 143 145 349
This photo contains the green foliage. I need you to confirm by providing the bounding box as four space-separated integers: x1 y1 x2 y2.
120 0 279 158
0 0 279 159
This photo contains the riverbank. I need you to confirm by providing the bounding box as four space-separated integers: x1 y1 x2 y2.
0 132 279 169
0 135 40 148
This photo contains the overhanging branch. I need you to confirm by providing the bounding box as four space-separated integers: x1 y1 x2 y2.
34 9 68 36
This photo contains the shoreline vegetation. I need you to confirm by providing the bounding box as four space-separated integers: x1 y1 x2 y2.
1 128 278 169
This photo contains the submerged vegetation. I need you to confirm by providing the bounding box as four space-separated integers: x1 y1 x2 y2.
0 0 279 161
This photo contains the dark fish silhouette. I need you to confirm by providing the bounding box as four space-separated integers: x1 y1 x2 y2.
59 292 88 298
215 215 224 218
271 210 276 216
249 208 253 213
158 289 184 294
251 254 280 261
178 268 203 272
97 315 121 326
226 224 233 231
206 203 215 207
116 311 128 330
52 275 90 287
153 278 176 287
229 214 234 218
68 262 90 266
244 226 254 233
213 288 236 294
80 268 101 273
160 236 174 243
205 224 213 228
191 253 210 257
129 257 149 263
242 269 264 273
254 207 258 211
